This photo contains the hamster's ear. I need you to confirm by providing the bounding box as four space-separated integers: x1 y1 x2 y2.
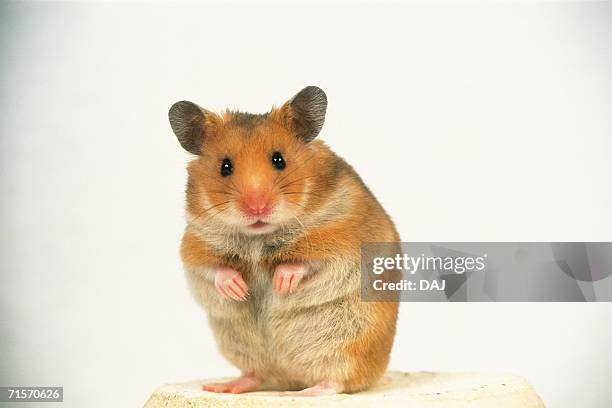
168 101 220 155
278 86 327 142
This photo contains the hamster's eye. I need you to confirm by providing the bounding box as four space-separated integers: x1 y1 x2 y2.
220 158 233 177
271 152 286 170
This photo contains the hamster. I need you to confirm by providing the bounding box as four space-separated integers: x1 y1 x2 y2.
168 86 399 396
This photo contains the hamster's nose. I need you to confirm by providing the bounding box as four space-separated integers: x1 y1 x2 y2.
241 190 272 217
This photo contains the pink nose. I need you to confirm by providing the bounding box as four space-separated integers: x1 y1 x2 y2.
242 191 272 217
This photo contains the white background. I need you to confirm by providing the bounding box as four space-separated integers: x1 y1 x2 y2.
1 1 611 407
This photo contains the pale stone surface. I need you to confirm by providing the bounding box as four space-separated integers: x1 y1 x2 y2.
144 371 545 407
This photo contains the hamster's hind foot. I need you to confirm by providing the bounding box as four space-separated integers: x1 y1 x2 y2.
202 372 262 394
279 381 341 397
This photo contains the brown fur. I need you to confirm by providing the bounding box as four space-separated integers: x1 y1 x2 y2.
175 90 400 393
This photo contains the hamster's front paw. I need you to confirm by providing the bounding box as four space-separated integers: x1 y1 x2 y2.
273 262 307 294
214 266 249 301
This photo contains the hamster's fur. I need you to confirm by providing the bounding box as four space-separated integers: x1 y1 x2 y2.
169 86 399 394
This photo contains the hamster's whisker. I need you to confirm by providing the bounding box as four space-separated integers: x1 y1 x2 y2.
289 200 308 211
191 200 232 222
275 156 314 187
291 213 314 253
271 148 310 187
281 191 321 198
278 175 318 190
274 165 300 187
209 205 232 219
272 168 283 186
211 178 240 193
228 178 241 194
274 151 317 187
291 213 305 232
207 190 233 196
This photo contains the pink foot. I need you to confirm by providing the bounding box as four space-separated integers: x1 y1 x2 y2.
279 381 340 397
214 266 249 301
273 262 307 294
202 372 262 394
